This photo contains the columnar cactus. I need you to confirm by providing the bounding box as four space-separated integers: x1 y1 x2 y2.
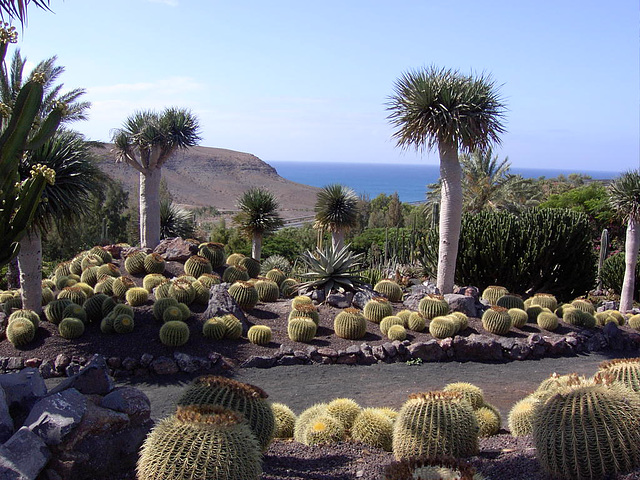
374 279 404 302
418 294 450 319
363 297 393 324
481 306 511 335
334 308 367 340
177 375 276 451
136 405 262 480
532 376 640 479
392 391 479 460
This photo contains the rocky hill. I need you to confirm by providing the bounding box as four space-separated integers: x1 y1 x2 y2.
92 144 319 221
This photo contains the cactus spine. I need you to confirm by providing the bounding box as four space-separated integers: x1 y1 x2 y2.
58 317 85 339
351 408 394 451
537 311 559 331
288 317 316 342
387 324 407 341
429 316 457 339
124 251 146 275
326 398 361 431
508 308 528 329
125 287 149 307
184 255 213 278
380 315 404 336
271 402 296 439
6 317 35 346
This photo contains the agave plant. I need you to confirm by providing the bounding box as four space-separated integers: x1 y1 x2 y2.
297 244 366 297
160 198 195 239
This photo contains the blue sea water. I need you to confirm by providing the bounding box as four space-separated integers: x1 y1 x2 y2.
268 161 621 204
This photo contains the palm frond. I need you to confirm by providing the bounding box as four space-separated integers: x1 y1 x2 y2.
609 170 640 220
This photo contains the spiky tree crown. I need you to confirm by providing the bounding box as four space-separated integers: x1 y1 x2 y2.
387 65 506 154
314 183 359 231
233 187 283 236
609 170 640 221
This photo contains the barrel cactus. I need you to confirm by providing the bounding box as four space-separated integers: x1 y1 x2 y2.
537 311 559 331
143 273 168 293
481 306 511 335
380 315 404 336
289 304 319 325
239 256 261 279
136 405 262 480
571 298 595 315
228 281 259 310
220 314 243 340
80 253 103 271
247 325 272 345
41 287 55 305
532 375 640 480
407 312 426 332
363 297 393 324
112 276 135 300
96 262 121 279
222 265 250 283
507 308 528 329
326 398 361 431
89 245 113 264
9 309 40 329
272 402 296 438
143 252 165 274
178 302 192 321
280 278 298 298
113 314 135 334
383 456 484 480
255 279 279 302
184 255 213 278
162 306 184 323
530 293 558 311
387 324 407 341
159 321 190 346
291 295 313 309
508 395 540 437
293 403 329 442
442 382 484 410
288 317 316 342
202 317 227 340
449 311 469 331
333 308 367 340
351 408 393 451
101 296 117 317
599 357 640 393
93 276 115 296
418 294 450 319
57 286 87 306
226 252 245 266
374 279 404 302
125 287 149 307
475 404 501 437
124 251 147 275
58 317 85 339
55 275 77 291
392 391 479 460
629 314 640 330
303 414 345 446
100 315 115 334
168 280 196 306
198 242 226 268
2 295 22 315
61 303 86 324
6 317 36 346
177 375 276 451
496 294 525 310
152 297 179 321
265 268 286 287
80 266 99 286
429 316 457 339
481 285 508 305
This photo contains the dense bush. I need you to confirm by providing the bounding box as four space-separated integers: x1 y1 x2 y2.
600 252 640 299
419 209 596 300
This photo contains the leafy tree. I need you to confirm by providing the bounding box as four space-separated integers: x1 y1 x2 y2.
233 187 283 260
314 184 359 251
388 66 506 293
208 218 250 256
262 224 317 261
111 108 200 249
608 170 640 311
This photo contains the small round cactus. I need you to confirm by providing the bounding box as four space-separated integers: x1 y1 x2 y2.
380 315 404 336
61 303 87 324
396 309 412 324
530 293 558 311
55 275 77 291
629 314 640 330
202 317 227 340
152 297 179 321
112 276 135 300
54 261 72 278
101 296 117 317
351 408 394 451
80 253 103 271
373 279 404 302
222 265 250 283
334 308 367 340
58 317 85 339
387 324 407 341
89 245 113 264
113 314 135 334
481 285 508 305
537 311 559 331
184 255 213 278
96 262 121 279
255 279 279 302
288 317 317 342
418 294 450 319
291 295 313 309
44 298 73 325
599 357 640 393
226 252 246 266
508 308 528 329
168 280 196 306
496 294 525 310
228 281 259 310
196 273 221 289
280 278 298 298
124 251 146 275
294 403 329 443
191 280 210 305
100 315 115 334
407 311 426 332
41 287 55 305
142 273 168 293
303 414 345 446
429 316 457 339
143 252 166 274
571 298 595 314
136 405 262 480
80 266 99 287
475 403 501 437
159 320 190 346
6 317 36 346
482 306 512 335
162 306 184 323
125 287 149 307
449 311 469 331
271 402 296 438
93 276 115 296
112 303 134 318
8 309 40 329
198 242 226 268
247 325 272 345
363 297 393 324
220 314 243 340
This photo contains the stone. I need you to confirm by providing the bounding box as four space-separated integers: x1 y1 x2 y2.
603 321 624 350
359 353 378 365
453 334 503 361
444 294 478 318
507 342 531 361
586 332 607 351
392 340 407 355
317 347 338 359
352 286 377 310
240 356 277 369
174 352 200 373
0 386 13 443
54 355 71 373
49 355 114 396
278 345 294 356
106 357 121 369
326 291 353 308
407 340 446 362
403 284 440 310
65 364 82 377
139 353 154 367
309 289 326 303
150 356 179 375
0 368 47 413
24 388 86 445
121 357 138 370
100 387 151 426
336 354 358 365
204 284 249 334
345 345 361 355
293 351 308 361
0 427 51 480
38 360 56 379
372 345 386 360
277 356 304 366
547 337 571 356
23 358 40 369
153 237 198 262
382 342 397 358
207 352 221 365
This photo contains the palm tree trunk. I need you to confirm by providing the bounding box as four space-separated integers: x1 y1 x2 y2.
140 168 162 249
436 142 463 294
251 232 262 260
620 216 639 312
17 230 42 314
332 229 345 251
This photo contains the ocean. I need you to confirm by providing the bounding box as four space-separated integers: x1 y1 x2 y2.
267 161 621 204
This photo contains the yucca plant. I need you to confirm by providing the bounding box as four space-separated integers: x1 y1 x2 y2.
297 244 365 298
160 198 195 240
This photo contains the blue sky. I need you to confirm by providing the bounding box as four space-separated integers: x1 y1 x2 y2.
15 0 640 171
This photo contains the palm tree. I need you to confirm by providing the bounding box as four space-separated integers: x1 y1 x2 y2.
608 170 640 312
18 130 102 312
0 0 51 25
314 184 359 251
460 148 512 213
233 187 283 260
111 108 201 249
387 66 506 293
